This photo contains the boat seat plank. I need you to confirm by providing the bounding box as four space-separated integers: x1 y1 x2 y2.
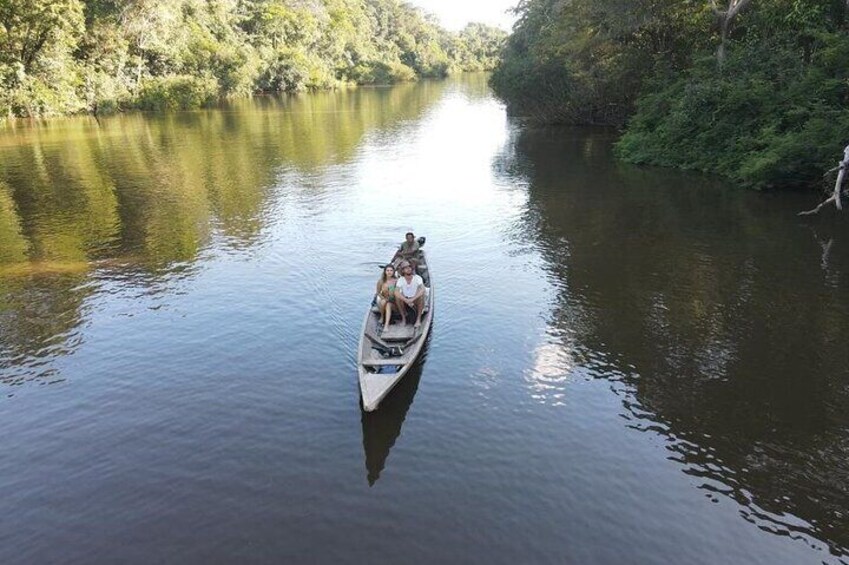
378 325 417 340
362 357 410 366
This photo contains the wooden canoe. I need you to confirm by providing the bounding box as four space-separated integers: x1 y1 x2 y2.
357 248 433 412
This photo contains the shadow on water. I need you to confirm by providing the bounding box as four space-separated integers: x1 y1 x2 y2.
361 336 430 486
496 124 849 560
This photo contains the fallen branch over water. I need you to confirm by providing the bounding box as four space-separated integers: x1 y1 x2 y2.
799 144 849 216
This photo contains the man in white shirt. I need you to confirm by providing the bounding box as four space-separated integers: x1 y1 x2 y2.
394 260 426 328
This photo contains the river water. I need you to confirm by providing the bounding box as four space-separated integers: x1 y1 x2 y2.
1 74 847 564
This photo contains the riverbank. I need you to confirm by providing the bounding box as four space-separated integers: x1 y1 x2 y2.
491 0 849 191
1 1 505 119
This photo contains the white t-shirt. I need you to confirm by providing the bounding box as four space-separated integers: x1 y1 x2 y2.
396 274 424 298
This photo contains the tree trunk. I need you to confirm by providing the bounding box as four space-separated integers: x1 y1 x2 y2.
710 0 753 67
834 145 849 210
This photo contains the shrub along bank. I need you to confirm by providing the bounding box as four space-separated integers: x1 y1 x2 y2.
491 0 849 190
0 0 506 117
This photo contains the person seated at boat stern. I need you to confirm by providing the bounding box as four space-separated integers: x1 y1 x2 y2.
394 260 427 328
375 264 398 333
392 231 420 270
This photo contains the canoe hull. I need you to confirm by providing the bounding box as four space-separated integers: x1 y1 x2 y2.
357 250 433 412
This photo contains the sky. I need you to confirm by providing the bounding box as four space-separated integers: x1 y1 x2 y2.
409 0 518 31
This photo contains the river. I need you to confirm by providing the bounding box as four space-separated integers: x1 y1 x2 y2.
1 74 847 564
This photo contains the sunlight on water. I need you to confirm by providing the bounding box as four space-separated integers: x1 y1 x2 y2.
0 74 848 564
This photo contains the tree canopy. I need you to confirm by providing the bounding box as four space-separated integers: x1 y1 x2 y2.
0 0 507 117
491 0 849 190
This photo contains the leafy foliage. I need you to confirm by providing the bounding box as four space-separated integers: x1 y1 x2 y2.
450 23 509 72
617 1 849 189
617 33 849 189
492 0 849 189
491 0 710 125
136 75 219 110
0 0 507 117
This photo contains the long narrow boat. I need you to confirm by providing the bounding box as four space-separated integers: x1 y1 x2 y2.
357 246 434 412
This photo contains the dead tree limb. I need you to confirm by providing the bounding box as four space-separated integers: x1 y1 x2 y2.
799 144 849 215
799 195 838 216
834 145 849 210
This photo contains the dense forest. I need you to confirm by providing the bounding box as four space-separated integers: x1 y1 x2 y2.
491 0 849 191
0 0 505 117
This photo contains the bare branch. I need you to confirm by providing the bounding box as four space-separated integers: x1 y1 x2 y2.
799 195 837 216
800 144 849 215
799 189 849 216
823 165 842 177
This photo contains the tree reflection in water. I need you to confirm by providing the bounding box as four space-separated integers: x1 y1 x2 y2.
496 124 849 560
0 83 446 387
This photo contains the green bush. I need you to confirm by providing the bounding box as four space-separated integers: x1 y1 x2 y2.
350 60 416 85
135 76 219 111
0 0 506 120
490 0 708 126
617 33 849 189
256 50 336 92
491 55 578 122
0 70 85 118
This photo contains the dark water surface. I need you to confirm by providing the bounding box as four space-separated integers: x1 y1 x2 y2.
1 74 848 564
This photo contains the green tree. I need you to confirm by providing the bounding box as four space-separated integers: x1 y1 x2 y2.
0 0 85 116
492 0 710 125
0 0 511 116
616 0 849 189
492 0 849 190
0 0 84 72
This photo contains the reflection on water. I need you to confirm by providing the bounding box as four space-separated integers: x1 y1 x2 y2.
1 74 848 564
0 273 88 385
499 125 849 560
0 82 446 384
362 351 426 486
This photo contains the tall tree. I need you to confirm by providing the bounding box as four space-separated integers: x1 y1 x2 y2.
0 0 84 73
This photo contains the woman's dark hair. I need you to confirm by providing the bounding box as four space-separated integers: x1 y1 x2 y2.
379 264 396 285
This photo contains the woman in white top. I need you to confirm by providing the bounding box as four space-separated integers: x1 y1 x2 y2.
394 260 426 328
